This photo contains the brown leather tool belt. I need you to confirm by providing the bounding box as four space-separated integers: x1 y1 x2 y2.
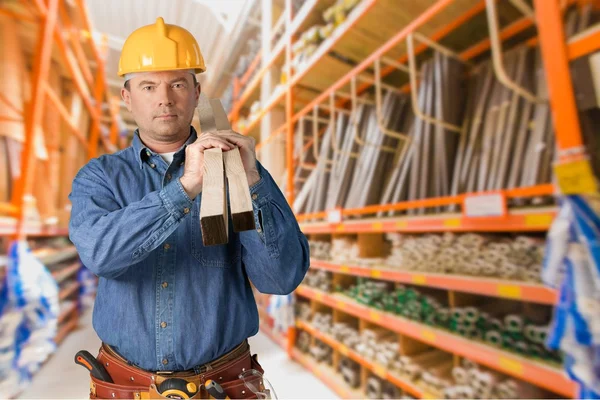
90 341 264 399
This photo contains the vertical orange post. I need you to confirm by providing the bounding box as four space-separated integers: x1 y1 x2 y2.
11 0 60 239
109 97 120 147
88 69 104 159
534 0 584 157
285 0 295 206
284 0 296 359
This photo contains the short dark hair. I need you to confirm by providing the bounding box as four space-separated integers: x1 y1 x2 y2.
124 74 199 91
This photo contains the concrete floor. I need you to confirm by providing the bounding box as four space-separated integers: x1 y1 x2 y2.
19 309 337 399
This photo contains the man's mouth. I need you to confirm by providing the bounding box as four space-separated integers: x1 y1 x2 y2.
156 114 177 120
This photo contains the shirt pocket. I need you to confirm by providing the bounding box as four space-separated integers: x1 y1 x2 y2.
190 206 241 268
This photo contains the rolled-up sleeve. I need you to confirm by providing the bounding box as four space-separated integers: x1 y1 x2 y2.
239 162 310 294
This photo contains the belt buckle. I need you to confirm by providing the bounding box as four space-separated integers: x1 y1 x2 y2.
156 370 174 376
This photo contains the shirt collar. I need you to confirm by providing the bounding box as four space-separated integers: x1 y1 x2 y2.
133 127 198 169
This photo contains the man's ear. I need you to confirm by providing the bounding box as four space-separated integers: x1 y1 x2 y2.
194 83 201 106
121 87 132 112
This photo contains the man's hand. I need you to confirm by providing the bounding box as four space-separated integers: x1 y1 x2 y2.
179 130 260 200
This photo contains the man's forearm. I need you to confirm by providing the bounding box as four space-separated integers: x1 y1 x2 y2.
240 163 310 294
69 175 193 278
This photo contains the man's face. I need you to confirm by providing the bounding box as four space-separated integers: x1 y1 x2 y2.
121 70 200 142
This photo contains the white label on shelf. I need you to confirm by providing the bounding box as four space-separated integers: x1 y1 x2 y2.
327 209 342 223
464 193 505 217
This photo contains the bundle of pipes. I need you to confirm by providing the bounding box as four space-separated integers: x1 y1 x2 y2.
309 339 333 364
330 237 359 263
296 330 312 353
295 302 312 322
437 301 559 362
385 233 545 283
381 381 401 400
309 241 332 260
330 322 361 349
365 375 384 400
343 278 395 310
303 268 332 292
444 358 548 399
380 51 466 215
311 312 333 334
343 279 561 363
343 91 413 211
339 357 361 388
294 91 412 215
450 46 556 204
355 328 399 367
416 351 454 394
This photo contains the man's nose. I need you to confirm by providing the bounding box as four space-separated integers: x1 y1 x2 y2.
158 84 174 107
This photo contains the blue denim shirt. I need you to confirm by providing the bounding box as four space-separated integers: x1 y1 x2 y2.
68 127 309 371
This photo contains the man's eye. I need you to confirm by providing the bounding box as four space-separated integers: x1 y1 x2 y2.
142 86 154 91
173 83 184 88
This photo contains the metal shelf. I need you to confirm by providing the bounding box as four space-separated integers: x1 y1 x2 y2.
52 261 82 284
309 259 557 305
290 347 363 399
296 285 577 398
299 207 556 234
297 320 425 398
59 281 81 301
34 245 78 266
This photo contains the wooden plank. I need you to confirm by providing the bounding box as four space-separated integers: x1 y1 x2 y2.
198 95 227 246
224 147 255 232
210 98 255 232
200 148 227 246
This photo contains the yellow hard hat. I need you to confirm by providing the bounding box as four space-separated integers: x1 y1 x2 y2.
118 17 206 77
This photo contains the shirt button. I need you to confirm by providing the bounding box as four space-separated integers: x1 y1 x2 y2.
149 163 156 168
256 227 262 233
162 282 168 289
183 207 190 214
164 243 170 250
162 359 168 365
180 162 184 166
161 322 167 328
252 194 258 200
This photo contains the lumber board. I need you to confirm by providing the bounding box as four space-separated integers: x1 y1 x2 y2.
200 148 228 246
211 98 255 232
198 95 227 245
224 147 255 232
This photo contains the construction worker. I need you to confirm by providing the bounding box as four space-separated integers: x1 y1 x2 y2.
68 17 309 399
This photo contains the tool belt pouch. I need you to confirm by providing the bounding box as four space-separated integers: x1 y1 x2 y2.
89 354 265 399
219 354 265 400
90 376 205 399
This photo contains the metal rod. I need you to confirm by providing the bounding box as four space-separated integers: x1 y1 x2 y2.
508 0 535 20
485 0 541 104
407 33 462 133
413 32 471 64
350 76 396 153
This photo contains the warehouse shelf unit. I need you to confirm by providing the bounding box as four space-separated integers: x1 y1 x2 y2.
238 0 600 398
296 285 577 398
0 0 118 391
308 259 558 305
